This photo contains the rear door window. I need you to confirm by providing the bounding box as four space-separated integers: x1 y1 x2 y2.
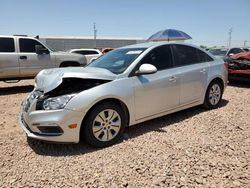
0 37 15 52
173 45 201 67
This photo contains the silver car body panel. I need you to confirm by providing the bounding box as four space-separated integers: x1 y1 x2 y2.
19 42 228 143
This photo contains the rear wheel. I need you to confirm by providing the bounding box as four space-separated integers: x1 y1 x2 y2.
203 80 223 109
82 102 125 148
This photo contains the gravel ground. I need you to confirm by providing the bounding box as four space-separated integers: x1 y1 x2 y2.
0 80 249 188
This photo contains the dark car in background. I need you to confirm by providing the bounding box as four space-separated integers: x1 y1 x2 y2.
226 51 250 82
209 47 245 59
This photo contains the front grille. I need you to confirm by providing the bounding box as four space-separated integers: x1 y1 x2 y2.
37 126 63 136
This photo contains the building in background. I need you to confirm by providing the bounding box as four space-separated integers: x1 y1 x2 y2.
39 36 145 51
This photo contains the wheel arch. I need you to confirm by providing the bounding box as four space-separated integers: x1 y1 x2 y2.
80 98 130 139
207 77 225 93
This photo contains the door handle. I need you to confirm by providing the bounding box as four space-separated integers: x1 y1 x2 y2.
20 56 27 60
169 76 177 82
200 69 206 74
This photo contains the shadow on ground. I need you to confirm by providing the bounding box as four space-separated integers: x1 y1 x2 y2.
28 99 229 156
228 81 250 88
0 85 34 96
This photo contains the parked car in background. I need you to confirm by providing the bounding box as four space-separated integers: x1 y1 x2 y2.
208 48 228 59
101 48 114 54
242 48 249 52
0 35 87 81
20 42 227 148
226 51 250 82
209 47 245 59
69 49 102 64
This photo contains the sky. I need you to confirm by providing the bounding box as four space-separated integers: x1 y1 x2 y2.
0 0 250 47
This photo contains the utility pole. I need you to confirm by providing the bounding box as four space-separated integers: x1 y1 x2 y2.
243 40 247 47
93 23 97 49
228 28 232 48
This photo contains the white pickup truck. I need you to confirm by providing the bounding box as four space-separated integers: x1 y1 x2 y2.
0 35 87 81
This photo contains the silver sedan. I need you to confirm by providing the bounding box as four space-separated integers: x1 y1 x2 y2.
19 42 228 147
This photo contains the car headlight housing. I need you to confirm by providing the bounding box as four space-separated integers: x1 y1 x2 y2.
43 94 75 110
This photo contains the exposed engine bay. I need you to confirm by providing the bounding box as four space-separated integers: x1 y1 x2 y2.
45 78 110 96
35 78 111 110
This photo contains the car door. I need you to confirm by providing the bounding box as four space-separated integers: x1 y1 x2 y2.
18 38 55 76
172 44 210 105
132 45 180 120
0 37 19 78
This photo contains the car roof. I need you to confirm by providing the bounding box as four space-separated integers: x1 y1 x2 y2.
120 41 205 51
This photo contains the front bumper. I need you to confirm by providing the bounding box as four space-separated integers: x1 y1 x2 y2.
19 106 84 143
228 69 250 82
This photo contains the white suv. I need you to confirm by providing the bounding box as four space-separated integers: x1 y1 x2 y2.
0 35 87 81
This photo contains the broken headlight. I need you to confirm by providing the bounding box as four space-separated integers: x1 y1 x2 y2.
43 94 76 110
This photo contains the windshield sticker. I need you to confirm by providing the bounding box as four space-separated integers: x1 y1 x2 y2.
126 50 143 55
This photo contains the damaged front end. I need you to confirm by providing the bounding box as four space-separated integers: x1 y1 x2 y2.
20 77 111 139
34 78 111 111
225 52 250 82
19 67 116 140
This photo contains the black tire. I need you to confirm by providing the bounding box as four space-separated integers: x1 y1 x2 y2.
203 80 223 109
81 102 125 148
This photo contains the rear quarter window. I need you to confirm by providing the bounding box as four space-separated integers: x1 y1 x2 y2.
0 38 15 52
197 49 213 62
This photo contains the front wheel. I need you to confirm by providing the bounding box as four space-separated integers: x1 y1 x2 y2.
82 102 126 148
203 80 223 109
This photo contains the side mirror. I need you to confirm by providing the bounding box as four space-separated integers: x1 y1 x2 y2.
135 64 157 76
35 45 49 55
228 53 234 57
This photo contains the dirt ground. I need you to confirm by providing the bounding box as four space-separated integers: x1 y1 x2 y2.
0 80 249 188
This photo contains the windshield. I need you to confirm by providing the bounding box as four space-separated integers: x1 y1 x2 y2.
88 48 146 74
209 49 228 56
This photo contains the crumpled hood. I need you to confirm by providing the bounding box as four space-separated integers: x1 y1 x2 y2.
35 67 117 93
